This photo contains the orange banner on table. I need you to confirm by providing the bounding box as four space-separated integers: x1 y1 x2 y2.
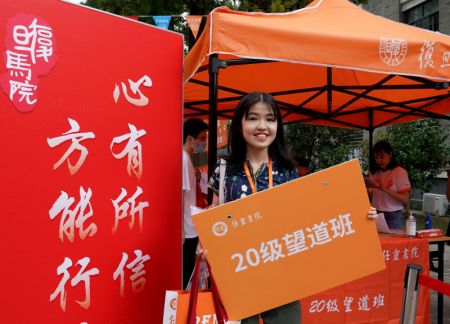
301 236 430 323
193 159 386 320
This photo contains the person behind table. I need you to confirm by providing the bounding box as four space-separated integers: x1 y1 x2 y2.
182 118 208 289
368 140 411 229
208 92 377 323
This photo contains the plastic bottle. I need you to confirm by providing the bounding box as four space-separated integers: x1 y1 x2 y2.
425 213 433 230
406 212 416 238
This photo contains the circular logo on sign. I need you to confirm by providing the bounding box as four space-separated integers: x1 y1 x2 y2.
212 221 228 237
169 298 177 310
379 38 407 66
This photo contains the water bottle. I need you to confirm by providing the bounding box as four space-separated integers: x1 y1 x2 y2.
406 212 416 238
425 213 433 230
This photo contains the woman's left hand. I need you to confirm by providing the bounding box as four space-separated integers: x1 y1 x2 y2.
367 206 378 219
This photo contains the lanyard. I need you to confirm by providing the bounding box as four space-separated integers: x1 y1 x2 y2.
243 158 273 194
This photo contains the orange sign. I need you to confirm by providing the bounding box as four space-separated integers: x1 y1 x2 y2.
193 159 386 320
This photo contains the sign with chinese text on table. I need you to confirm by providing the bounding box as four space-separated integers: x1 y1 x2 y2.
0 0 183 323
301 236 430 323
193 159 386 320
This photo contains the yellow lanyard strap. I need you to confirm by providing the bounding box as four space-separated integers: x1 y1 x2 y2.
243 158 273 194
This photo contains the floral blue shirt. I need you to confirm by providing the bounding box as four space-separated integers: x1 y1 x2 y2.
209 160 298 203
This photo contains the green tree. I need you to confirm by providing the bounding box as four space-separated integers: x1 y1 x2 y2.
356 120 450 191
239 0 367 12
82 0 238 49
83 0 184 16
287 119 450 193
285 124 359 172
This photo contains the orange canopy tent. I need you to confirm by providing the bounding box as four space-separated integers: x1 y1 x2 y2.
183 0 450 171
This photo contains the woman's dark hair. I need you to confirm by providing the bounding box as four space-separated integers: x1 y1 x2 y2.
227 91 295 172
369 140 399 173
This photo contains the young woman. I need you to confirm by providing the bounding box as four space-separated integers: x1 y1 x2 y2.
209 92 300 323
369 140 411 229
209 92 377 323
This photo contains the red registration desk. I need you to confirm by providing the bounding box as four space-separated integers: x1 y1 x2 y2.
301 236 430 323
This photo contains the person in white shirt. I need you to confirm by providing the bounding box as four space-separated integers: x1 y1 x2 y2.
368 140 411 229
182 118 208 289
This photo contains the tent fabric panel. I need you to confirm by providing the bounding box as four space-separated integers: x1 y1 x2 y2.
186 0 450 83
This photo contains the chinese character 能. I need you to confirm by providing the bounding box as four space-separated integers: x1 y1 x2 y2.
49 186 97 242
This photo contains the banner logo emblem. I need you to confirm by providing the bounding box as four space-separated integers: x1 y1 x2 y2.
212 221 228 237
379 38 407 66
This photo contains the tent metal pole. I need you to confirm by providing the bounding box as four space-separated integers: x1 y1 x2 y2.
368 109 374 171
208 54 220 203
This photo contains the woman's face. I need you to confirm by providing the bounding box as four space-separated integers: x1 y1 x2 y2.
241 101 277 153
374 150 392 170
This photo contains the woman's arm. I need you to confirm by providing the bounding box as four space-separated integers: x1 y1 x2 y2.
378 184 410 206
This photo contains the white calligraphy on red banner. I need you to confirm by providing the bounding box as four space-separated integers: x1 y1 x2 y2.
0 14 56 112
50 256 100 311
110 123 147 179
47 118 96 175
113 249 151 297
113 75 152 107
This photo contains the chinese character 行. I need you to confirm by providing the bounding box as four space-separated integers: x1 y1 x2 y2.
50 256 99 311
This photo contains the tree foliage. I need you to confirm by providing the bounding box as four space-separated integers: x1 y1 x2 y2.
285 124 359 172
83 0 368 49
239 0 366 12
286 119 450 192
83 0 183 16
372 120 450 191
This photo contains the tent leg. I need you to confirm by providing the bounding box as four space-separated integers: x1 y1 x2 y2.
208 54 219 204
368 110 373 170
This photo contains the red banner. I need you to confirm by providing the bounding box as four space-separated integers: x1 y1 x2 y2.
0 0 183 323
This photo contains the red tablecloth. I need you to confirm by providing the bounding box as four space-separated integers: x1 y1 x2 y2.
301 236 430 323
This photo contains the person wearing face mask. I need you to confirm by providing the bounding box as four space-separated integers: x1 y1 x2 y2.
182 118 208 289
368 140 411 229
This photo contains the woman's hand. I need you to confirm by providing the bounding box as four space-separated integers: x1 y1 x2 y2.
197 248 208 260
367 206 378 219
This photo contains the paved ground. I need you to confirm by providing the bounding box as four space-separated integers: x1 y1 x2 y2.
429 243 450 323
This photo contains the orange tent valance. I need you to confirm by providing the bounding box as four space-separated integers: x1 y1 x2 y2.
184 0 450 129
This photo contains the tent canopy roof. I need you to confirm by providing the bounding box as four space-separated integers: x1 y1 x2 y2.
184 0 450 129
